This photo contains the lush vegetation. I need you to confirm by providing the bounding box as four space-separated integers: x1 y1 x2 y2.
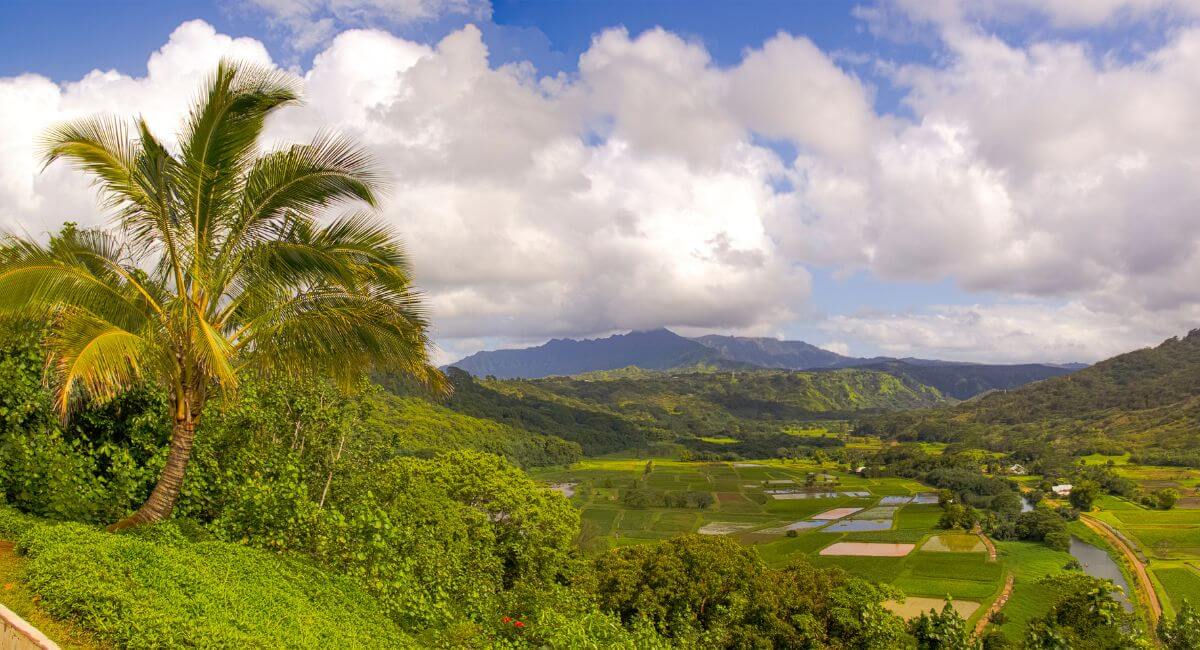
857 330 1200 458
0 63 1187 649
444 365 943 456
0 62 443 528
0 508 411 649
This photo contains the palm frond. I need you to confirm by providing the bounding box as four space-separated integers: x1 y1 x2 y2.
39 115 151 217
178 60 301 265
44 309 153 413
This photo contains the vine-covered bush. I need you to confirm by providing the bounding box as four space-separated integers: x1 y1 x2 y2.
3 509 411 649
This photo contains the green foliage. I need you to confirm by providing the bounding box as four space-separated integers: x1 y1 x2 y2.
203 447 580 629
591 534 906 648
909 600 979 650
1022 573 1147 649
1158 599 1200 650
1068 480 1100 511
1155 487 1180 510
859 330 1200 457
444 365 944 455
0 320 169 522
363 391 582 468
6 509 411 649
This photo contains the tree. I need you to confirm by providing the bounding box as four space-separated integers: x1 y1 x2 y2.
0 62 444 529
1158 599 1200 650
909 600 978 650
1068 480 1100 511
1155 488 1180 510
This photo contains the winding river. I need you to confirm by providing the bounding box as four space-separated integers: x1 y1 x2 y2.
1069 536 1133 612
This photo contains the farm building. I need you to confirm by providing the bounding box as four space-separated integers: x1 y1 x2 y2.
1052 484 1072 496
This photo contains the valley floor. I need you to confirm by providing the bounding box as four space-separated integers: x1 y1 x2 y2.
536 455 1195 643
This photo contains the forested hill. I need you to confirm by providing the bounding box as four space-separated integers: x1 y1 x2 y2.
441 367 946 451
861 329 1200 456
450 329 1078 398
846 359 1077 400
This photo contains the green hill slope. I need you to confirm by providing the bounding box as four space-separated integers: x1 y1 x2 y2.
443 367 945 453
363 391 582 468
860 329 1200 456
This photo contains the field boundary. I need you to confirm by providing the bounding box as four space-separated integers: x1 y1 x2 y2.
973 572 1014 639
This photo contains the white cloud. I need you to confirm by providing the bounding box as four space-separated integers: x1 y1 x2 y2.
827 300 1200 363
5 14 1200 363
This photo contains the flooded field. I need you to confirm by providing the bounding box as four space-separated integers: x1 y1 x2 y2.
823 519 892 532
812 507 864 520
820 542 915 557
922 533 986 553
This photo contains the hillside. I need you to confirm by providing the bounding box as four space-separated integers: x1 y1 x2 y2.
450 329 1078 398
846 359 1076 400
443 367 946 450
860 329 1200 456
692 334 848 369
362 391 582 467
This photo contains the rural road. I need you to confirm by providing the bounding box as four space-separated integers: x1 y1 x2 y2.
1080 515 1162 624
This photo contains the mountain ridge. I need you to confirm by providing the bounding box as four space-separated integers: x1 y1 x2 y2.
448 328 1080 398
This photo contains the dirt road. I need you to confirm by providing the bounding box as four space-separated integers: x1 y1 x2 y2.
973 572 1014 639
1080 515 1162 624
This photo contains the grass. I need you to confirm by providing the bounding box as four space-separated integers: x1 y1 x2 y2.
0 508 411 649
1153 566 1200 613
538 456 1009 615
0 540 105 649
992 541 1075 642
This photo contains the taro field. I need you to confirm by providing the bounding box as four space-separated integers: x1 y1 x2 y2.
533 458 1014 628
1073 456 1200 618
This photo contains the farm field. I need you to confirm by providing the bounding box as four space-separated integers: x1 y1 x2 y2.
534 457 1010 626
1087 490 1200 618
537 456 1198 634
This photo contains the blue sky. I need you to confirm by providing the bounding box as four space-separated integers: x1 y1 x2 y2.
3 1 1199 364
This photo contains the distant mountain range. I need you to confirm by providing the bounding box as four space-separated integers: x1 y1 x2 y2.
447 328 1082 399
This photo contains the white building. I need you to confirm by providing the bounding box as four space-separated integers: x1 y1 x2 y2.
1008 464 1027 475
1052 484 1073 497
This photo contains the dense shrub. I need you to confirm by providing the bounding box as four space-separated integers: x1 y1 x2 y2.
592 534 906 648
3 509 411 649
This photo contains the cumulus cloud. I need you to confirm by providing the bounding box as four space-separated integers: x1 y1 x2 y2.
827 300 1200 363
4 12 1200 363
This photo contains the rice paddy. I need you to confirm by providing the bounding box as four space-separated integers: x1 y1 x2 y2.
532 456 1010 627
821 542 915 557
922 533 986 553
1081 463 1200 617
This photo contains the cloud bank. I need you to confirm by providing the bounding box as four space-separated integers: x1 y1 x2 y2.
3 2 1200 363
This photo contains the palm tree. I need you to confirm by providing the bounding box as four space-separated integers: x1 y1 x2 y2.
0 61 446 529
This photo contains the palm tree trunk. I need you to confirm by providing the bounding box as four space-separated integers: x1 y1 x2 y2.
108 399 200 531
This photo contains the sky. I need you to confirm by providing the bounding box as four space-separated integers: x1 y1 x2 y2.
3 0 1200 365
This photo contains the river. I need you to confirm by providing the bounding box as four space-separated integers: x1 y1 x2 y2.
1069 536 1134 612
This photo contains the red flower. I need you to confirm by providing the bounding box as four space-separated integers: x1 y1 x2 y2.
502 616 511 623
514 621 525 628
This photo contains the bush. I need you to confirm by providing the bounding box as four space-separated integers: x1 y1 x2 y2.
1044 530 1071 552
7 510 410 649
